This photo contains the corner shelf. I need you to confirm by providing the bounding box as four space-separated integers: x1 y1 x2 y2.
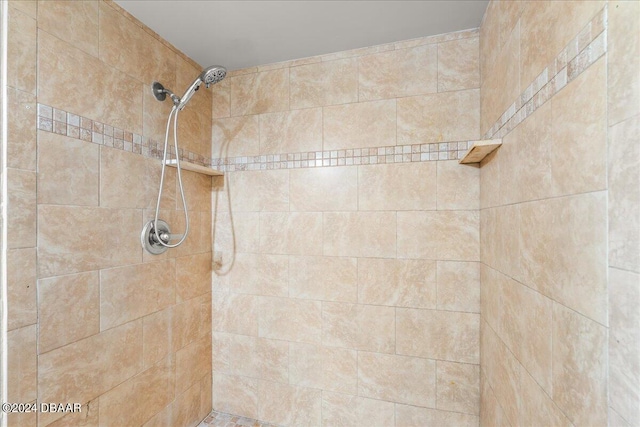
459 139 502 165
164 159 223 176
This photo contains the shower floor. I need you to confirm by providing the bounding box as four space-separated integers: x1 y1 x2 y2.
199 410 278 427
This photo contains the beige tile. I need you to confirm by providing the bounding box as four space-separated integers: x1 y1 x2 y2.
217 253 288 297
230 68 289 115
227 335 288 383
436 261 480 313
479 369 510 427
397 211 479 261
38 320 143 426
212 373 258 419
142 402 172 427
229 170 289 212
200 373 213 421
323 212 396 258
259 212 323 256
211 332 230 374
46 400 99 427
176 334 211 394
7 325 36 402
290 343 357 394
174 211 212 258
552 302 607 427
358 162 437 211
519 366 572 427
38 271 100 353
211 115 260 158
9 0 35 18
397 89 479 145
212 292 258 336
7 168 36 249
608 116 640 272
7 248 36 330
211 78 231 119
177 170 212 213
212 211 260 254
358 44 437 100
38 131 99 206
322 302 395 353
610 408 633 427
38 0 98 57
259 296 322 344
486 204 521 281
172 295 210 355
290 58 358 109
436 160 479 210
7 87 36 170
520 192 607 324
438 37 480 92
322 392 395 427
397 308 479 364
551 58 607 196
436 361 479 415
7 7 36 93
99 356 174 427
176 252 211 301
358 351 436 407
479 0 523 82
323 100 396 150
258 380 322 426
143 307 173 369
289 167 358 212
259 108 323 154
100 260 175 330
38 30 143 133
396 403 479 427
608 0 640 125
358 258 436 309
289 256 357 303
171 381 202 427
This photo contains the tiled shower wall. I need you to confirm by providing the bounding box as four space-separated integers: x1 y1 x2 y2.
7 1 213 425
479 1 639 426
210 29 482 426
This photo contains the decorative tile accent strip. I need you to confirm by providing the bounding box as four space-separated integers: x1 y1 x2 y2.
199 410 277 427
484 6 607 140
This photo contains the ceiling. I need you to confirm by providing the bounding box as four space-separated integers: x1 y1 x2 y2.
114 1 489 71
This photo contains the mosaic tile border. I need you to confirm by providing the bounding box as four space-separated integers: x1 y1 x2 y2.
484 6 607 140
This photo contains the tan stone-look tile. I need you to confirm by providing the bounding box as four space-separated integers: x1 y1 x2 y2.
436 261 480 313
397 89 479 145
289 167 358 212
7 325 36 403
358 162 437 211
212 373 258 420
479 0 523 84
357 258 436 309
171 381 202 427
199 373 213 421
436 361 480 415
397 210 479 261
289 58 358 109
608 0 640 125
212 292 258 336
289 256 357 303
7 168 36 249
100 260 175 330
552 302 607 427
436 160 479 210
230 68 289 116
259 212 323 256
176 333 212 394
519 366 572 427
358 44 437 101
397 308 479 364
323 212 396 258
323 99 396 150
9 0 35 18
257 380 322 427
396 404 479 427
322 392 395 427
46 399 99 427
7 87 36 170
211 78 231 119
211 115 260 158
177 169 212 213
217 252 288 297
172 293 210 352
358 351 435 407
175 211 212 258
38 131 99 206
7 248 36 330
38 30 143 134
7 6 36 93
290 343 357 394
212 211 260 255
143 307 173 369
520 192 607 324
142 402 172 427
608 116 640 272
226 335 288 383
99 356 175 427
438 37 480 92
176 252 211 301
551 58 607 196
38 320 143 426
322 302 395 353
479 369 510 427
259 296 322 344
259 108 323 155
38 0 98 57
38 271 100 354
228 170 289 212
479 147 501 210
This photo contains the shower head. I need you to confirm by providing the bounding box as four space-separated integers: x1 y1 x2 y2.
177 65 227 110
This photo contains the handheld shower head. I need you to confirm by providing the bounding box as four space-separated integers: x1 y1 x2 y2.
178 65 227 110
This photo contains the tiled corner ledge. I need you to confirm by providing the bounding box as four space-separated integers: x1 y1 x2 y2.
485 5 607 140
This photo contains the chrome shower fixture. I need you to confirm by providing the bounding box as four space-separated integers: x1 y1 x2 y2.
151 65 227 111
